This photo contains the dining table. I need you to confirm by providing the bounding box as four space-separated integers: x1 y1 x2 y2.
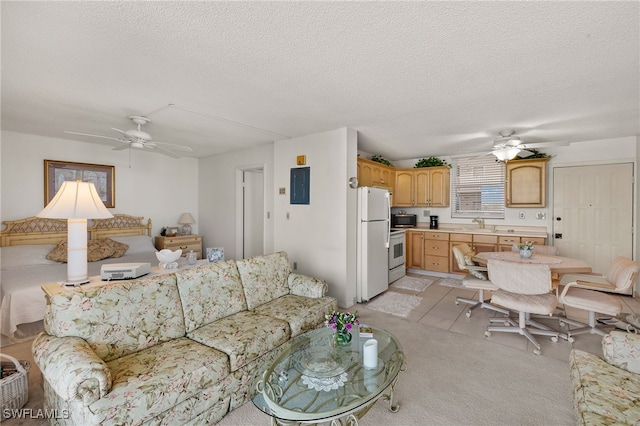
473 251 592 275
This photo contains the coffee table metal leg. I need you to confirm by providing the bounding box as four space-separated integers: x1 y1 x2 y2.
382 356 406 413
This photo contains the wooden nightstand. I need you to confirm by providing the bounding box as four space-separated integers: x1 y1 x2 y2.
155 235 203 260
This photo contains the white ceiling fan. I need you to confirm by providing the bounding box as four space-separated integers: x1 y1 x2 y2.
65 116 193 159
488 129 566 161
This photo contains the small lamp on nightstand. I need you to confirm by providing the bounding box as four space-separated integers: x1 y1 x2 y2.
178 212 195 235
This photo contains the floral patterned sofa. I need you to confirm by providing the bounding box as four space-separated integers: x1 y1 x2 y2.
570 331 640 425
32 251 337 425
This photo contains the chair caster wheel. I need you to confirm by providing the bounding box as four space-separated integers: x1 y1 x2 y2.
559 321 566 327
551 336 559 343
466 311 472 318
484 331 491 337
567 336 575 343
533 349 542 356
455 301 460 305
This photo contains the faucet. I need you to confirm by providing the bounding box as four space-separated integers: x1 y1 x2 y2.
472 218 485 229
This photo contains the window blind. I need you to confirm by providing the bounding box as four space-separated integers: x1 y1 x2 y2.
451 156 505 218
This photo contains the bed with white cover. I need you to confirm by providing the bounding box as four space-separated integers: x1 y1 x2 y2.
1 214 158 341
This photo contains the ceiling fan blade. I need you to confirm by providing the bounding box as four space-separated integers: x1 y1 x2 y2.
112 143 130 151
516 149 535 158
64 131 121 142
153 146 182 159
151 140 193 152
521 140 569 149
110 127 128 135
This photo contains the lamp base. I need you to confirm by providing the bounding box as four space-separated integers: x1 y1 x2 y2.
62 278 91 287
182 224 192 235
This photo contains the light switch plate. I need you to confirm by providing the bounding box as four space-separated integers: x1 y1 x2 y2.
519 211 526 219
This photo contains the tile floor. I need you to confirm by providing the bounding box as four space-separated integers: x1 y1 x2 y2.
376 273 640 361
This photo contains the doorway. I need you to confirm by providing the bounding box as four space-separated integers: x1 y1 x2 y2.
552 163 634 277
237 167 265 259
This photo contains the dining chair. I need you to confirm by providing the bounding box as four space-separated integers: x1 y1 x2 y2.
485 259 560 355
557 256 640 339
452 244 509 318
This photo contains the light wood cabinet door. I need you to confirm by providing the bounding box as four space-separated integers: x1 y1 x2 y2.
415 170 429 206
357 160 373 187
429 167 450 207
406 231 424 269
506 158 548 207
394 170 415 206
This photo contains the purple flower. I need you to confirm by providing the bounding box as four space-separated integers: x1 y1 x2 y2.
332 323 337 330
345 323 353 330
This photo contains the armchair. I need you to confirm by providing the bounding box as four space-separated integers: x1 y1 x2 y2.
452 243 508 318
485 259 560 355
558 256 640 339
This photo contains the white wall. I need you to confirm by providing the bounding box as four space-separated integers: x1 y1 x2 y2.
0 131 198 236
198 143 274 259
365 136 638 232
274 128 358 308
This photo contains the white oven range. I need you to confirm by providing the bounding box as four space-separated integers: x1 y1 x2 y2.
389 229 406 284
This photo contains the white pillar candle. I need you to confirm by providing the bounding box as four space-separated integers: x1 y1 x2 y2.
363 338 378 369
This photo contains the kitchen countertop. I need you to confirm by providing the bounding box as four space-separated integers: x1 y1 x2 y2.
407 224 548 239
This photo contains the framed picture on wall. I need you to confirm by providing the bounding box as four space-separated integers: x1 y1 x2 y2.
44 160 115 207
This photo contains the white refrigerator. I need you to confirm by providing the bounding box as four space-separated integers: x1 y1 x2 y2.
356 187 390 302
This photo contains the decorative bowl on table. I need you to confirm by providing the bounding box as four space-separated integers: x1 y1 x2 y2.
156 249 182 269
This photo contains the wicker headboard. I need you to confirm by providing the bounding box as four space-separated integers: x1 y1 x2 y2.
0 214 152 247
89 214 152 240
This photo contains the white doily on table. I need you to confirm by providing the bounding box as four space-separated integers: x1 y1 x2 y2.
301 372 348 392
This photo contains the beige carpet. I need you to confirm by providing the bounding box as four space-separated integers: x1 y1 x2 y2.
1 308 574 426
438 277 465 288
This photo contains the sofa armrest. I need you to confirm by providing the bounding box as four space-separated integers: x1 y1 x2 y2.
602 331 640 374
288 273 328 298
32 333 112 404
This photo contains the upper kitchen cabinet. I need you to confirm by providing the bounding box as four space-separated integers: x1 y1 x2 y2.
505 158 549 207
393 167 450 207
357 158 395 190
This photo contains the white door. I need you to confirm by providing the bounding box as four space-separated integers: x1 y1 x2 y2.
357 220 390 302
553 163 634 275
242 168 264 259
360 187 390 221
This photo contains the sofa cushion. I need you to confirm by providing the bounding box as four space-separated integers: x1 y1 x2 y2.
187 310 290 372
87 337 229 425
176 261 248 333
602 331 640 374
45 274 186 362
570 349 640 425
253 295 338 337
236 251 292 310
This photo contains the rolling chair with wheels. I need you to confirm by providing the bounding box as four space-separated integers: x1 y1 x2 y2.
452 243 509 318
558 256 640 340
485 259 560 355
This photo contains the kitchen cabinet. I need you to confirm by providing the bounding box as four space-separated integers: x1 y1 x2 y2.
155 235 203 260
505 158 549 207
406 230 425 269
423 231 450 273
498 236 546 252
393 167 450 207
357 158 394 190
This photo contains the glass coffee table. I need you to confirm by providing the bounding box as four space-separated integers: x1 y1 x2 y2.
252 326 406 425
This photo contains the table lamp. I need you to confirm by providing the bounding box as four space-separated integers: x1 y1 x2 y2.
37 180 113 285
178 212 195 235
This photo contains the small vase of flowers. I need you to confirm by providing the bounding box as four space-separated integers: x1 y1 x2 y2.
517 241 534 259
326 311 359 346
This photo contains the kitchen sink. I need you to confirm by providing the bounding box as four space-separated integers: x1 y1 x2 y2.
452 228 495 233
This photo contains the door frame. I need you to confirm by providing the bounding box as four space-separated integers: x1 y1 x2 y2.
235 163 266 260
549 158 637 261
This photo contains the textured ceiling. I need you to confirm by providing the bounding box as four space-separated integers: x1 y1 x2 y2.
2 1 638 160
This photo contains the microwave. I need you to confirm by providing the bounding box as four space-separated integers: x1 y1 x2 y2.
391 214 417 228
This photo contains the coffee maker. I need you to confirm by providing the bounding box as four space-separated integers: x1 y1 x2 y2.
429 215 439 229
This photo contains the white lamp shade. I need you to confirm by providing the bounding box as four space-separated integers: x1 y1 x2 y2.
492 147 521 162
178 212 195 224
37 181 113 219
